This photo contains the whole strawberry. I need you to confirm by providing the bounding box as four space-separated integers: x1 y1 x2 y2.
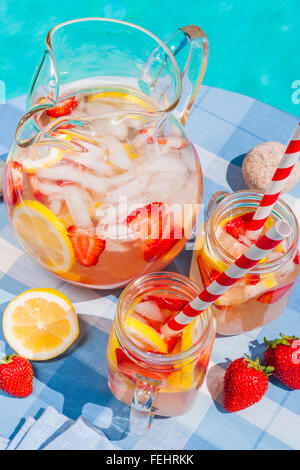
264 333 300 390
0 354 33 397
223 355 274 412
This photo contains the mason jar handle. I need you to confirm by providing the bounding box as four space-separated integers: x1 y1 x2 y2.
207 191 230 219
129 375 161 436
166 25 209 125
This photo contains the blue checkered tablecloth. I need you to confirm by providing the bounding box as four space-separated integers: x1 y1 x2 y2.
0 86 299 450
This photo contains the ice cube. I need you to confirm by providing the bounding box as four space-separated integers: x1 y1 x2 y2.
126 117 146 131
104 178 145 204
108 170 134 187
102 136 132 169
34 179 63 196
95 201 129 224
48 195 63 215
167 135 187 150
67 154 115 176
62 185 93 228
145 171 185 202
133 301 164 323
87 102 116 115
238 234 252 247
96 221 138 241
216 282 265 306
170 175 200 212
131 126 155 152
83 141 106 159
181 147 196 172
216 226 248 259
38 164 108 193
137 153 187 176
94 118 128 141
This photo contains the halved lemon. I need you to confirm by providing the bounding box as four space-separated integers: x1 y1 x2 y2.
12 200 75 274
125 315 167 354
3 288 79 360
20 144 63 174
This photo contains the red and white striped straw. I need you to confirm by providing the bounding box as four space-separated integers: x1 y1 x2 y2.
162 220 290 336
246 123 300 240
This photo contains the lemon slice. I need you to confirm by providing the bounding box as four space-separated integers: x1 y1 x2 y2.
167 319 203 391
3 288 79 360
107 333 120 367
20 144 63 174
57 129 100 146
200 245 227 272
125 315 167 353
178 322 194 389
12 200 75 274
58 213 73 230
88 91 153 111
123 143 140 160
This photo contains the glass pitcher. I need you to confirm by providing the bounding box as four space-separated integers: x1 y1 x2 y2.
4 18 208 289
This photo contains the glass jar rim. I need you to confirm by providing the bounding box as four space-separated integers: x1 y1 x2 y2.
114 271 214 367
208 189 299 273
46 17 182 115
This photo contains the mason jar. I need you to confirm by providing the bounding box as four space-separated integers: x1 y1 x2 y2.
106 271 216 435
192 190 299 336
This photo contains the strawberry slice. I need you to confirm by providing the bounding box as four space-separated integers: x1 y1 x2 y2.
245 273 261 285
27 174 47 203
293 250 300 265
46 97 78 118
142 294 188 312
257 282 294 304
126 201 164 237
147 136 168 145
147 135 187 149
225 211 254 240
67 225 106 267
127 202 183 262
4 161 24 206
143 226 183 262
164 332 182 353
115 348 144 383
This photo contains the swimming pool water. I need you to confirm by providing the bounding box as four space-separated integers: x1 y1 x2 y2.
1 0 299 116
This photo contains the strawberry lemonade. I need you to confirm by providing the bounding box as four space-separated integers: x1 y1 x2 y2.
193 191 299 335
5 87 203 288
107 272 215 419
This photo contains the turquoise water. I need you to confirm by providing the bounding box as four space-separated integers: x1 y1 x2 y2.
1 0 299 116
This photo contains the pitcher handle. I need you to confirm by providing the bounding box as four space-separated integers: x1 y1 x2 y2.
166 26 209 125
139 25 208 126
15 104 53 148
129 375 161 436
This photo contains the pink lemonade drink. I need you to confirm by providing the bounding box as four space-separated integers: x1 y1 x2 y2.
4 88 203 288
192 191 299 335
107 272 215 427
